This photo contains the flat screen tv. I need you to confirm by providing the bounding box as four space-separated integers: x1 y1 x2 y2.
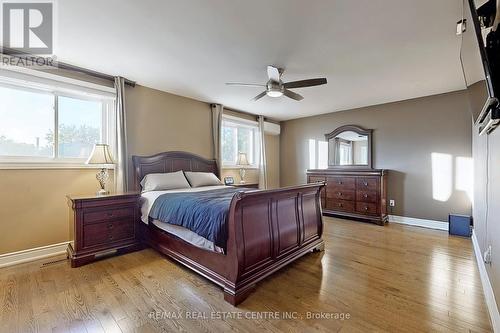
460 0 500 135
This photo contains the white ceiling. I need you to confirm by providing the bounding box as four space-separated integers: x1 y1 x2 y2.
57 0 466 121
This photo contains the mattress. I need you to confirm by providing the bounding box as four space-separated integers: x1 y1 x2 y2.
141 185 228 253
151 219 224 253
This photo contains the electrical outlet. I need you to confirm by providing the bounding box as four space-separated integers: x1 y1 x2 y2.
484 245 492 264
389 199 395 207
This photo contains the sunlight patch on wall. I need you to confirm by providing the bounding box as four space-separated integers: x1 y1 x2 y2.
309 139 316 169
308 139 328 170
431 153 452 202
318 141 328 169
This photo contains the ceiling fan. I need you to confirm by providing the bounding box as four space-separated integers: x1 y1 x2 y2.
226 65 327 101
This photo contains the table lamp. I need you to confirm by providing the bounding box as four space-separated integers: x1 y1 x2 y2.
86 144 115 195
236 152 250 184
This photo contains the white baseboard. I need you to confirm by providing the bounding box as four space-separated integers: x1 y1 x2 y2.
0 241 69 269
389 215 448 231
472 230 500 332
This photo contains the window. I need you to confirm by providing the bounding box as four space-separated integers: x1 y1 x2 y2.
57 96 104 159
0 86 54 158
0 83 114 165
221 116 260 167
338 142 352 165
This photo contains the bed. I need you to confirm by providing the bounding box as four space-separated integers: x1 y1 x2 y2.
133 151 325 305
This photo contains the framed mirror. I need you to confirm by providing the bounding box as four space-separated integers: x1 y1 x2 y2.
325 125 372 169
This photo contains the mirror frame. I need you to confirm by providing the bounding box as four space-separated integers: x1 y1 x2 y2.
324 125 373 169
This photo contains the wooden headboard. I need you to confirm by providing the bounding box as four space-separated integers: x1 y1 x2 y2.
132 151 218 191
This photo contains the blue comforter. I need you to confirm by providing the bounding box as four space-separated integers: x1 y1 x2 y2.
149 187 248 249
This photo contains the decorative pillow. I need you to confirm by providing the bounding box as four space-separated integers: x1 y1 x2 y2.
140 171 191 192
184 171 222 187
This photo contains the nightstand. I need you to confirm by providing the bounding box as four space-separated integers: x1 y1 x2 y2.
232 183 259 189
67 192 142 267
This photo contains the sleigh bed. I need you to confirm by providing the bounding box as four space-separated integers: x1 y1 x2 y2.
133 151 325 305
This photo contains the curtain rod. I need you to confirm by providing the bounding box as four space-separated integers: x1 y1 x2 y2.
215 105 280 124
1 47 136 87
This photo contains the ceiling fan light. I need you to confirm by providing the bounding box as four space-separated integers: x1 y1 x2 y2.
266 90 283 98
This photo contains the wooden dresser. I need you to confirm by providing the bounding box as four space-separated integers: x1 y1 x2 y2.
67 192 142 267
307 169 388 225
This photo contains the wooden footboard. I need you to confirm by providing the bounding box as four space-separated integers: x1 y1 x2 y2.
223 183 325 305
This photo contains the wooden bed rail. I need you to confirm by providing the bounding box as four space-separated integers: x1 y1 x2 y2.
223 182 325 304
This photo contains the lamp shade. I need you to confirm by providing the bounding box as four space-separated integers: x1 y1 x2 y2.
236 152 250 166
86 144 115 164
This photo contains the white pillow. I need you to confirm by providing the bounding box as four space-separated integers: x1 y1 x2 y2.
184 171 222 187
140 171 191 192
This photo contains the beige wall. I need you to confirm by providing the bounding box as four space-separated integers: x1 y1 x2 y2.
280 90 472 222
265 134 280 189
0 70 116 255
125 86 280 187
0 83 280 255
0 169 114 254
125 85 214 188
0 84 212 255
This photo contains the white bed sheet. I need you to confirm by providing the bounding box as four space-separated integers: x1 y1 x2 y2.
141 185 229 253
152 220 223 253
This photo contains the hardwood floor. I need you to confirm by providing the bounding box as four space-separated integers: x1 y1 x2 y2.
0 217 492 332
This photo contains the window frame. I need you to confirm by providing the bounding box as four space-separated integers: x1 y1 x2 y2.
0 80 115 169
221 115 260 169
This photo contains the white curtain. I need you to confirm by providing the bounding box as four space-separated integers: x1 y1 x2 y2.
211 104 223 175
258 115 268 190
114 77 128 192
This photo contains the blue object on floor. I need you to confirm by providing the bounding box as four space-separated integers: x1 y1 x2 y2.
449 214 472 237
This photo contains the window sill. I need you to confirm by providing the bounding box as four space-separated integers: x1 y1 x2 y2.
222 166 260 170
0 162 115 170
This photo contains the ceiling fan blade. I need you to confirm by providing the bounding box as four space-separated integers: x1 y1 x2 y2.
226 82 265 87
283 89 304 101
284 78 327 89
267 65 281 82
252 91 267 101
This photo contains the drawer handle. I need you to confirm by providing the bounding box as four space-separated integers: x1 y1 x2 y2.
107 223 113 229
364 206 369 211
338 203 343 207
364 194 368 198
107 212 114 217
363 182 368 186
108 235 114 241
338 192 342 196
338 181 343 185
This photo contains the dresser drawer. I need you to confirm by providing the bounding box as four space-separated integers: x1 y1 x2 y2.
83 207 135 225
306 169 387 225
356 202 378 215
326 199 355 212
356 190 378 203
327 177 356 190
327 189 355 201
356 177 379 191
83 219 135 248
